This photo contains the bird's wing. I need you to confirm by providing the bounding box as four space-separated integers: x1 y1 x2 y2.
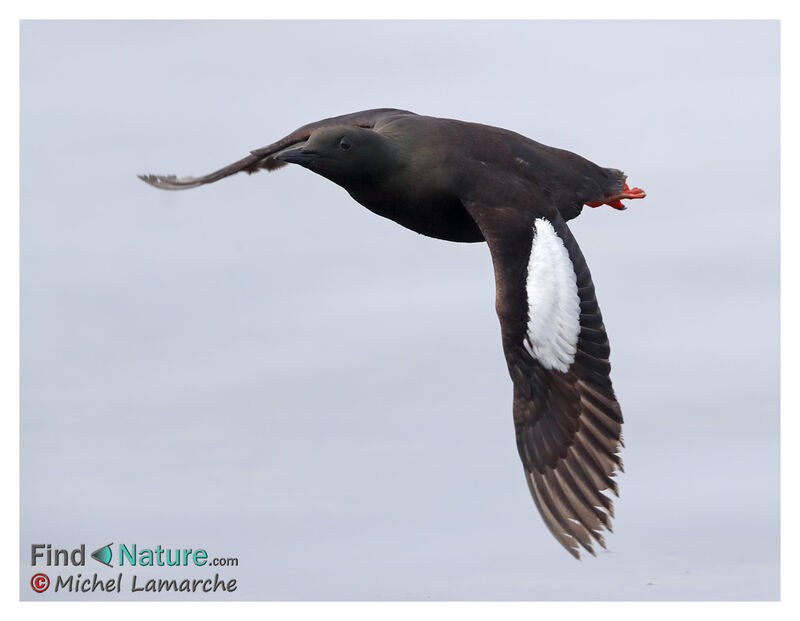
463 197 623 559
138 108 416 190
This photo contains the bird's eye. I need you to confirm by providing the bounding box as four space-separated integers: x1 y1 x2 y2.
339 137 352 151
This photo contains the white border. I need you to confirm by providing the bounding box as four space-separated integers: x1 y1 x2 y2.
4 3 795 621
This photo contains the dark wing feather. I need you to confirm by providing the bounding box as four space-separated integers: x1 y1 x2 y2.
464 199 623 559
137 153 272 190
138 108 416 190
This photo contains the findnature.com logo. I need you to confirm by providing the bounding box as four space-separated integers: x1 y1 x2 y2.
28 542 239 595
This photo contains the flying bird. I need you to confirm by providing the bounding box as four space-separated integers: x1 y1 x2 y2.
139 108 646 558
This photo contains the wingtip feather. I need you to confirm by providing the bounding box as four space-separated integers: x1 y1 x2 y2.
137 173 203 191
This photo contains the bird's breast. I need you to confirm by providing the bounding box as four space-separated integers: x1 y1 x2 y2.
347 186 485 243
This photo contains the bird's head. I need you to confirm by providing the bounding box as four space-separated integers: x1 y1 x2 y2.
275 126 397 188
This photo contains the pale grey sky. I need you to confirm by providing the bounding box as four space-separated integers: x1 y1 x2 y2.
20 20 779 600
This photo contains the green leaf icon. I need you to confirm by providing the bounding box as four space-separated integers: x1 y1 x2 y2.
91 543 113 567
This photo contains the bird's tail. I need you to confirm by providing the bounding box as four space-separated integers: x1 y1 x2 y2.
585 168 646 211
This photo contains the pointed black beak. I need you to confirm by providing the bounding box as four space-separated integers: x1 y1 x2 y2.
275 147 319 166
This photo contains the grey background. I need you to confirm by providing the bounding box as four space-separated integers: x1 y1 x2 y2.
20 20 779 600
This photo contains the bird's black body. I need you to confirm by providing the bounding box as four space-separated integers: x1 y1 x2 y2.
351 186 484 243
305 113 627 242
139 108 646 559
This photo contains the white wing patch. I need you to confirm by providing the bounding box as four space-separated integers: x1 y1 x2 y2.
523 218 581 372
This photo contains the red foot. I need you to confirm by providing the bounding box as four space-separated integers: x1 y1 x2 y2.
585 183 646 211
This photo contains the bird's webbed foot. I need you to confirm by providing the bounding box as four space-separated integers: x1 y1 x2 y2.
585 183 646 211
